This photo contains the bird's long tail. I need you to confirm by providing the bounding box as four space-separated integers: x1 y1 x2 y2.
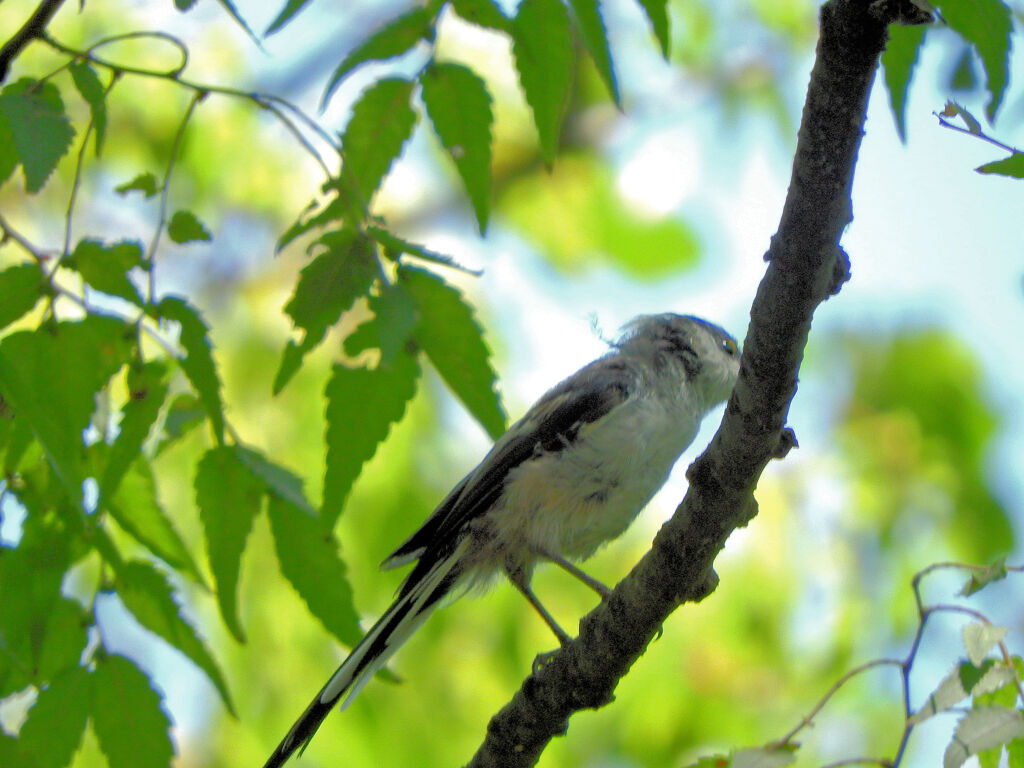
262 550 464 768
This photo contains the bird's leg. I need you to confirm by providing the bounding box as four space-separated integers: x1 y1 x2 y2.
507 567 572 646
534 547 613 600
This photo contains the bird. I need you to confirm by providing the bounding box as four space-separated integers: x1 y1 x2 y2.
263 313 741 768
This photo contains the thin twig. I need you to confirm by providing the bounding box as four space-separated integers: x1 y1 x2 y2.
775 658 904 746
936 115 1021 155
64 73 121 258
146 91 204 301
41 34 336 180
0 0 68 82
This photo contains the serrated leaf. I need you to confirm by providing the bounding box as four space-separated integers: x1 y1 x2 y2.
69 61 107 156
195 446 264 642
115 172 158 198
272 338 311 396
284 229 376 340
0 78 75 193
450 0 512 31
944 707 1024 768
156 393 204 453
635 0 669 57
322 9 433 107
267 495 362 646
965 623 1008 667
344 281 418 366
91 655 174 768
67 238 145 306
115 560 234 714
265 0 314 34
157 297 224 444
881 24 926 142
167 210 212 244
322 352 419 528
275 195 345 253
339 78 418 213
567 0 619 104
0 262 44 330
913 660 1006 725
100 361 168 499
366 225 480 274
512 0 573 165
400 265 505 439
421 62 493 232
235 446 314 515
19 666 91 768
977 152 1024 178
937 0 1012 120
36 597 89 682
0 316 132 504
106 458 203 583
0 106 17 187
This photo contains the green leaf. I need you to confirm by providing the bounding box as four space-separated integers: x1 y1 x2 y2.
19 666 91 768
115 561 235 714
977 152 1024 178
274 229 377 393
175 0 197 10
0 107 17 186
100 361 168 499
322 9 434 107
167 209 212 244
265 0 314 34
881 24 926 142
0 262 44 330
344 281 418 366
567 0 619 104
366 225 480 274
156 297 225 444
67 239 145 306
1007 737 1024 767
106 458 204 583
944 707 1024 768
195 446 264 642
400 265 506 439
69 61 107 156
155 393 205 454
322 352 420 528
0 316 132 503
339 78 418 212
275 195 345 253
0 78 75 193
268 494 362 646
937 0 1012 120
115 172 158 198
36 597 89 682
512 0 574 164
635 0 669 57
960 558 1010 596
214 0 263 48
450 0 512 31
235 446 314 515
420 62 494 232
91 655 174 768
964 623 1008 667
283 229 376 341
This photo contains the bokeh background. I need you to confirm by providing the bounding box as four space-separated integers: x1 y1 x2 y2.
1 0 1022 766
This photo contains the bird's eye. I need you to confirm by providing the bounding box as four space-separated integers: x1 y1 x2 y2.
721 338 738 356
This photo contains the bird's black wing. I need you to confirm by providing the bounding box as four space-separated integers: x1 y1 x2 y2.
383 357 636 593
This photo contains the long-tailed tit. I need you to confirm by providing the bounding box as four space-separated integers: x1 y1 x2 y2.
264 313 741 767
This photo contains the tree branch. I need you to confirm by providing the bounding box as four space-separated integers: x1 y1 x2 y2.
468 1 915 765
0 0 67 83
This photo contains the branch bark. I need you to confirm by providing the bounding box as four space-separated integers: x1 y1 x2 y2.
467 1 923 765
0 0 68 83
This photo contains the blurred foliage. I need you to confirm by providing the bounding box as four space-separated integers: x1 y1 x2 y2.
0 1 1021 768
